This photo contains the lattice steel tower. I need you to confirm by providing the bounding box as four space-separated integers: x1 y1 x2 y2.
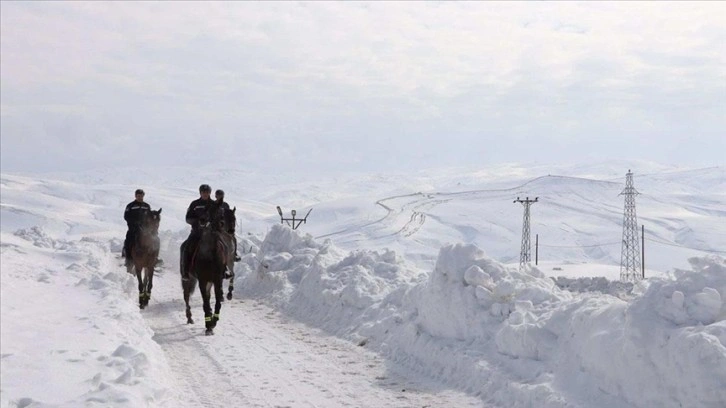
514 196 538 269
619 170 642 282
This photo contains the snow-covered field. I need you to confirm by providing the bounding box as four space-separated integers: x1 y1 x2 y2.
1 161 725 408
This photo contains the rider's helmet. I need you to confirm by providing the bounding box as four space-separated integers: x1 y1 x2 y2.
199 184 212 194
215 189 224 199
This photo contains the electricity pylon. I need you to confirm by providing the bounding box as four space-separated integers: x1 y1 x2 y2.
619 170 642 282
514 196 538 269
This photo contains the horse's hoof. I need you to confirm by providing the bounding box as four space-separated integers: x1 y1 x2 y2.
205 329 214 336
226 292 233 300
187 319 194 324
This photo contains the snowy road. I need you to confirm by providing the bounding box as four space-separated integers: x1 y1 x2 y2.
142 267 486 408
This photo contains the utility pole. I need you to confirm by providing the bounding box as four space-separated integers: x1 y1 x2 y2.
619 170 642 282
514 196 538 269
642 224 645 279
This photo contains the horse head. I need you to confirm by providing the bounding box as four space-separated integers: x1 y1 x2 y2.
142 208 162 235
222 207 237 234
197 207 224 232
198 212 210 228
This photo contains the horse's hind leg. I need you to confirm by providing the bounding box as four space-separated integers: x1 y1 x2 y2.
226 261 235 300
226 272 234 300
144 265 155 308
212 276 224 329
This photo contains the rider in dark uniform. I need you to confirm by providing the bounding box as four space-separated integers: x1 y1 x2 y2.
123 189 151 265
214 189 241 262
180 184 217 280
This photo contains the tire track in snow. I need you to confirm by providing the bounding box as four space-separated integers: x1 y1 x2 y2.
141 267 486 408
142 270 261 407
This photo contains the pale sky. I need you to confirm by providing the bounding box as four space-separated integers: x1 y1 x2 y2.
1 1 724 174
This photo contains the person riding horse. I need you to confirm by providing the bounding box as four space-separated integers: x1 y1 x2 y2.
123 188 151 266
180 184 219 281
214 189 241 262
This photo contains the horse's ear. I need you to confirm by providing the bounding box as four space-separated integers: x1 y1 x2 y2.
158 208 162 214
232 207 236 213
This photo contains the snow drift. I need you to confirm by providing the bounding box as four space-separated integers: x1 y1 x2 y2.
239 225 726 408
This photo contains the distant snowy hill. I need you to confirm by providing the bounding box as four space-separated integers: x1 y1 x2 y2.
5 161 724 273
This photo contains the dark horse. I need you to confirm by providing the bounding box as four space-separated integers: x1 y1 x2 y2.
128 208 162 309
219 206 237 300
181 209 226 335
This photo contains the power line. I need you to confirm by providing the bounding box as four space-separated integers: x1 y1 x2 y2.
539 242 620 248
644 237 726 254
527 238 722 253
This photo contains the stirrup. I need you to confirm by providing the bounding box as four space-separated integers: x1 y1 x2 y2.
234 255 241 261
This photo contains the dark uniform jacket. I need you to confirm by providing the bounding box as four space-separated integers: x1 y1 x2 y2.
217 201 231 213
185 198 217 229
124 200 151 227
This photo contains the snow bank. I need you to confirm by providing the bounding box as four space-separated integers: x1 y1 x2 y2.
239 225 421 334
0 227 180 408
242 225 726 408
545 256 726 407
411 244 567 341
